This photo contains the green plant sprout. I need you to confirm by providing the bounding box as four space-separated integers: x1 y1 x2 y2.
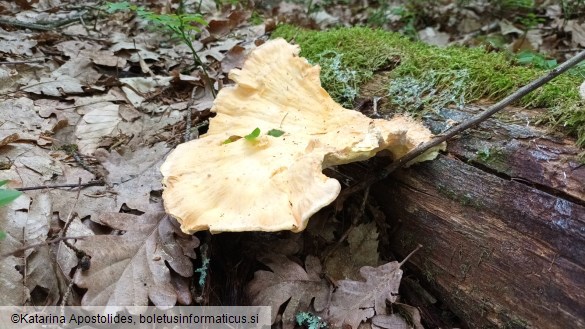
517 12 545 29
222 127 286 144
516 51 557 70
390 5 418 39
104 1 216 97
267 129 285 137
244 127 261 141
222 135 241 144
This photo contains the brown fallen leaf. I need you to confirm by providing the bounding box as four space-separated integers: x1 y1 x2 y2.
75 103 121 154
246 253 330 326
220 44 246 73
0 195 30 305
74 212 199 307
93 142 170 213
372 309 423 329
0 192 61 305
0 38 36 56
326 260 406 329
0 98 48 145
325 222 381 282
23 76 85 97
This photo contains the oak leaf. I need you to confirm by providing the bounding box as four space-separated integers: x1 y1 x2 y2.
327 261 404 329
0 192 59 304
325 222 380 281
74 212 199 307
246 254 330 326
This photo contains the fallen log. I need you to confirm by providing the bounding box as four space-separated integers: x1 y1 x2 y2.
371 105 585 328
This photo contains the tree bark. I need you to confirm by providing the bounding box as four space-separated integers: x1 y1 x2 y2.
370 105 585 328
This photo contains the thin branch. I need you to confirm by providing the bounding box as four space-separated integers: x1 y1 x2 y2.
399 244 423 267
338 49 585 205
61 178 90 268
0 13 91 31
16 180 104 192
62 178 82 239
0 236 88 259
0 58 45 65
0 17 55 30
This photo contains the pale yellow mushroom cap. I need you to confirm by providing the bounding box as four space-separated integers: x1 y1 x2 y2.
160 38 443 234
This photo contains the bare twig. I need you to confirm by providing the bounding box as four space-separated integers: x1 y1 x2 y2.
0 58 45 65
55 100 113 111
0 236 88 259
399 244 423 267
0 13 91 31
16 180 104 192
71 150 103 180
78 11 90 35
61 177 83 307
22 227 27 299
61 277 76 308
61 179 86 261
62 179 82 238
59 181 88 307
337 49 585 207
0 17 55 30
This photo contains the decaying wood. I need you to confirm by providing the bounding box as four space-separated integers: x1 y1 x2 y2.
339 49 585 207
370 105 585 328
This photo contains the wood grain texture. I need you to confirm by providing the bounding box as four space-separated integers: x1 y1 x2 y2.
370 106 585 328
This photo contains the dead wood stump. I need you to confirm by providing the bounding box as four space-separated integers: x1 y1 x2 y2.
371 105 585 328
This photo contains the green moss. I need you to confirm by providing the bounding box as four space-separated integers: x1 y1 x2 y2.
271 25 585 148
474 146 512 174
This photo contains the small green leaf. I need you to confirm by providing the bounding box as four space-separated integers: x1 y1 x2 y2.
244 128 261 141
0 180 8 187
0 231 6 240
267 129 285 137
544 59 557 69
516 52 534 65
104 1 132 13
516 51 558 69
0 189 22 207
222 135 242 144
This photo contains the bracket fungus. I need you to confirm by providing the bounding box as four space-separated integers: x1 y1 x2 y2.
161 38 443 234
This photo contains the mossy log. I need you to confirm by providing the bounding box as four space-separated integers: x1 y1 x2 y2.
370 105 584 328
